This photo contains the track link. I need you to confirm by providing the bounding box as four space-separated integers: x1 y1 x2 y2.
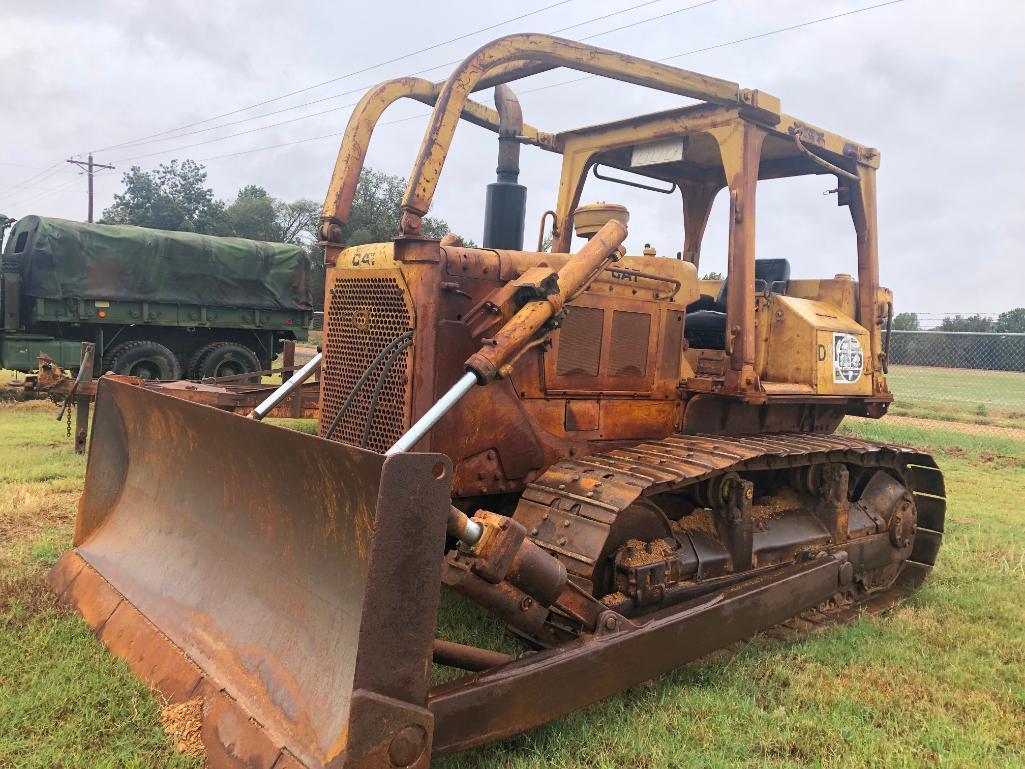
513 432 945 619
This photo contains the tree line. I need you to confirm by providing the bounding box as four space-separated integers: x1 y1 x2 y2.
99 160 456 310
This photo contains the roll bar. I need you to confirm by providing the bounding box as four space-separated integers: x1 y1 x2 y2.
319 76 548 250
320 33 778 249
397 33 762 236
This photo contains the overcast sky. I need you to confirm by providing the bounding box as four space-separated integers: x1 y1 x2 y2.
2 0 1021 316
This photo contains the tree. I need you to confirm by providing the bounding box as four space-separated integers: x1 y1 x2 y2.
892 312 920 330
101 160 225 233
995 307 1025 333
222 186 320 246
222 186 278 242
101 161 460 311
342 168 451 245
701 271 724 281
939 314 995 332
274 198 320 244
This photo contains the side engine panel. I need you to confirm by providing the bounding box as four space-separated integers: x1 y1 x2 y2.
320 239 700 498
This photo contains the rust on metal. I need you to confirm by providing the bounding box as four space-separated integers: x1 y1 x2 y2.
51 31 944 769
57 378 451 768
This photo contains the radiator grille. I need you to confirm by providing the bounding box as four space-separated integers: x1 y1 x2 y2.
319 275 412 453
557 306 603 377
609 310 650 377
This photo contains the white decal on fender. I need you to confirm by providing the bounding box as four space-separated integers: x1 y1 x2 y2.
833 332 864 384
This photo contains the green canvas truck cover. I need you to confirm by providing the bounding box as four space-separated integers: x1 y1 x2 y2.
9 216 312 311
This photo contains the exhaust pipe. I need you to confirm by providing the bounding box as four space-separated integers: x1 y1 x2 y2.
482 84 527 250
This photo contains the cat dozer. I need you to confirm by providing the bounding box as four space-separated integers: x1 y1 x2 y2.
52 35 945 769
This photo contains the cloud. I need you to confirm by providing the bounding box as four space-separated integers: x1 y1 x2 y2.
2 0 1022 314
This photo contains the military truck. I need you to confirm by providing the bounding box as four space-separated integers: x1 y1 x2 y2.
0 216 313 380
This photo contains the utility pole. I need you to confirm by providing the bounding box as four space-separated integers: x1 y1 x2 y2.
66 154 114 222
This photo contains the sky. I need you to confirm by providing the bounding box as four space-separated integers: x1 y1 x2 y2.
2 0 1022 316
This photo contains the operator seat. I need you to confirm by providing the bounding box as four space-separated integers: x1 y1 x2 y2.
684 258 791 350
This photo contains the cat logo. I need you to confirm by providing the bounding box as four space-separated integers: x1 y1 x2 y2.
352 308 371 331
833 332 864 384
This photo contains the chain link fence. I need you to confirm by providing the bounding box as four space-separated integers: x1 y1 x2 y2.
884 330 1025 434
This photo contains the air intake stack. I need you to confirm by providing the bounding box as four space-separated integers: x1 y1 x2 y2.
482 84 527 250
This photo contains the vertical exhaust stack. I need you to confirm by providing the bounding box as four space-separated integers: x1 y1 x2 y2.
482 85 527 250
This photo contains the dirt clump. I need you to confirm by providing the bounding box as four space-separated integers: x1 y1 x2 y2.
161 699 205 759
979 451 1017 468
750 487 803 528
676 508 717 536
617 538 675 567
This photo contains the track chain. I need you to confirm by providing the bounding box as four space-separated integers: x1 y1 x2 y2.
513 431 946 612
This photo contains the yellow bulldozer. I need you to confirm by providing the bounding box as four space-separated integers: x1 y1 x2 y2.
51 34 945 769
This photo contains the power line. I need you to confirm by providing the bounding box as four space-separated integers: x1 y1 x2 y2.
1 161 71 200
90 0 584 154
14 0 907 211
521 0 908 95
100 0 684 155
192 0 907 165
110 0 720 164
5 174 87 213
0 161 52 171
0 181 90 193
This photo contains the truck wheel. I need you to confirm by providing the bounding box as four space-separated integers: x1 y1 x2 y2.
194 342 262 383
104 341 182 381
186 345 214 380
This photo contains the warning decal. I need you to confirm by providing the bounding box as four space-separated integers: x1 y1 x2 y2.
833 332 864 384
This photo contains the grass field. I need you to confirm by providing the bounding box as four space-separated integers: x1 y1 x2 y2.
2 400 1024 768
888 365 1025 429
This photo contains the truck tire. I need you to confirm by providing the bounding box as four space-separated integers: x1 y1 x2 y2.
104 341 182 381
193 342 262 383
185 345 214 380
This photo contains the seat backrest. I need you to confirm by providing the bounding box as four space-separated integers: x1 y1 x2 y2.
716 258 791 305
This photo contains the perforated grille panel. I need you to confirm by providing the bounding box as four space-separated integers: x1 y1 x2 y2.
319 275 412 453
556 306 604 377
609 310 650 377
660 310 684 380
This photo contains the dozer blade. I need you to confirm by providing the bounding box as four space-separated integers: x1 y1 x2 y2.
51 377 452 769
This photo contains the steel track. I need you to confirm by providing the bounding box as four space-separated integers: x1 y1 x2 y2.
514 431 946 621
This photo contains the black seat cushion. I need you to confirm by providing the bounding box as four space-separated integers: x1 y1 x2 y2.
716 258 791 305
685 294 721 314
685 259 792 350
684 309 727 350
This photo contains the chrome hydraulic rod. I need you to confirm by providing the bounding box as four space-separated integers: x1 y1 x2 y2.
385 371 477 455
447 505 484 545
248 352 322 420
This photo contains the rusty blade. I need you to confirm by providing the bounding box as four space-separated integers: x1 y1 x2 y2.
64 377 452 768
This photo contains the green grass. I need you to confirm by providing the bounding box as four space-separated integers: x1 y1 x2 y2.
435 422 1025 769
1 402 1023 767
888 365 1025 429
0 402 200 768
